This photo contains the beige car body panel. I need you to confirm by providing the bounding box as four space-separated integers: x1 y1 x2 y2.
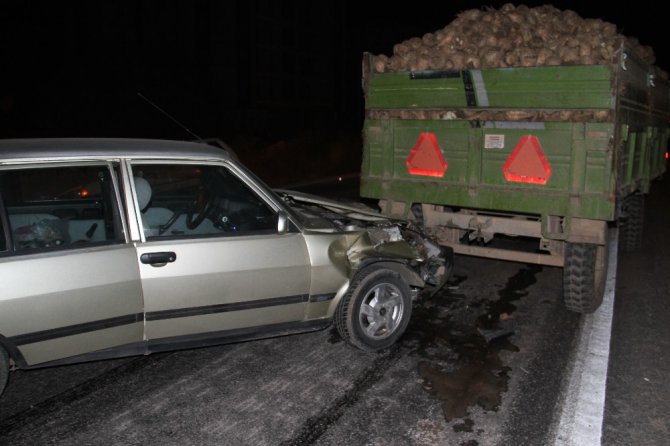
136 233 311 340
0 244 144 365
301 231 351 319
126 159 314 340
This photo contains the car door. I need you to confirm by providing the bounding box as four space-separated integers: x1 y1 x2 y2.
0 162 144 366
126 160 312 346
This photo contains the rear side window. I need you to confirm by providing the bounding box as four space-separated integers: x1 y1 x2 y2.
0 164 125 253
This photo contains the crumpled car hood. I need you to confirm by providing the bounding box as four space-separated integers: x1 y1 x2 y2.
275 189 391 223
275 189 452 291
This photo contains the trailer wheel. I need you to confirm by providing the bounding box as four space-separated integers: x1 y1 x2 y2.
563 238 608 313
335 266 412 351
619 193 644 252
0 347 8 397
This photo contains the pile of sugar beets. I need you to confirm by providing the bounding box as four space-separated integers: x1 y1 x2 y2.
372 3 666 79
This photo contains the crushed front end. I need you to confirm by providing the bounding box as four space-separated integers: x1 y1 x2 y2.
276 190 454 295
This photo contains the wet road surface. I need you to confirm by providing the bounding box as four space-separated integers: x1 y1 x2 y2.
0 255 575 445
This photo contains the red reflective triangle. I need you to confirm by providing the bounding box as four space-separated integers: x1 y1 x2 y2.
406 132 447 177
502 135 552 185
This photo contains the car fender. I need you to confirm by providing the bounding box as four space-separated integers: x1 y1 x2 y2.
326 258 423 317
355 258 424 288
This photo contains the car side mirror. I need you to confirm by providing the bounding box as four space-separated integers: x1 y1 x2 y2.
277 211 289 234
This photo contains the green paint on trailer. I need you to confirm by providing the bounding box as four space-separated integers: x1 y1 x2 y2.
361 49 669 224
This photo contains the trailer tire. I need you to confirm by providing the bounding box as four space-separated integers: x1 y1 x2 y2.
563 239 608 313
619 193 644 252
0 347 8 397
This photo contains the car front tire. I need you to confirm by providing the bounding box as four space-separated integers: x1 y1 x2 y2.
335 266 412 351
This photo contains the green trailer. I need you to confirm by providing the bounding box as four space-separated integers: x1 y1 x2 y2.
360 46 669 312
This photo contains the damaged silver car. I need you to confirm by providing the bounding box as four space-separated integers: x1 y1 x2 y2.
0 138 453 396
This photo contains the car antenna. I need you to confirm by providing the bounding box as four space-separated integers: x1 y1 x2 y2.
137 92 204 143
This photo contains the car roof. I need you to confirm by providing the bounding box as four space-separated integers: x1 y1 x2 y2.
0 138 231 162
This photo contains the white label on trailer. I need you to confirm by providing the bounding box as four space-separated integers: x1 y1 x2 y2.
485 134 505 149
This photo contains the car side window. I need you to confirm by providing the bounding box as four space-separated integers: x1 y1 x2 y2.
0 164 124 253
132 164 277 239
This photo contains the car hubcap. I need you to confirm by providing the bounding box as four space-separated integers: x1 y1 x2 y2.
358 282 404 340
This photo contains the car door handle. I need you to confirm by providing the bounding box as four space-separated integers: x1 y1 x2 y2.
140 252 177 266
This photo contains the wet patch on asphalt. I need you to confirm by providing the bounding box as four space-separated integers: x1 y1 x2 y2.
453 417 474 432
478 265 542 329
404 265 541 429
327 326 343 344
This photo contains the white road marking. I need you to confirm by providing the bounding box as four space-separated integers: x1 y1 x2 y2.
552 229 618 446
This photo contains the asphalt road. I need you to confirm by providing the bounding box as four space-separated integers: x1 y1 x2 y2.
0 174 667 445
602 173 670 445
0 257 571 445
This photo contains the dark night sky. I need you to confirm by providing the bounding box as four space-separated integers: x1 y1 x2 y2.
1 1 668 143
